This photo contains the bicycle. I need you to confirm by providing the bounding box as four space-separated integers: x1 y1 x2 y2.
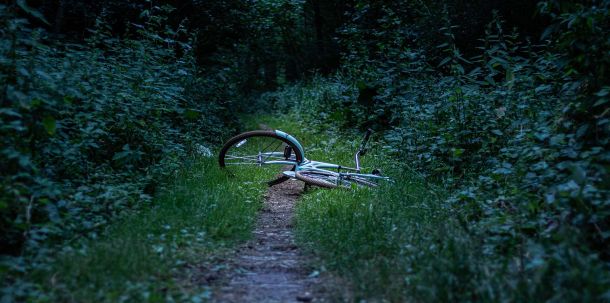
218 128 391 189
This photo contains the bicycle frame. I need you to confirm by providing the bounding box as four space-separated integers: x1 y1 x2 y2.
252 153 388 182
252 129 391 183
296 159 390 181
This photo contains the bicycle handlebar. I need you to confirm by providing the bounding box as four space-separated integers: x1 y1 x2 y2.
359 128 373 151
355 128 373 172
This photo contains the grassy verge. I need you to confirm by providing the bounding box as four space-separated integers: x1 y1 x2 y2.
267 111 609 302
280 117 514 302
256 77 610 302
263 114 538 301
258 116 442 300
19 157 267 302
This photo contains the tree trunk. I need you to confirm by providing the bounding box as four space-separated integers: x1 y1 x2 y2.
312 0 323 54
53 0 65 34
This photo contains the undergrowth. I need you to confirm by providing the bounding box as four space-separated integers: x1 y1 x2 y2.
2 0 609 302
0 3 242 255
4 157 266 302
262 79 610 301
0 4 246 298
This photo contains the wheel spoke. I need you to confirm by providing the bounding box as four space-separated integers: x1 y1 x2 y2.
219 131 302 184
225 153 286 163
225 155 259 160
264 141 285 162
225 162 262 165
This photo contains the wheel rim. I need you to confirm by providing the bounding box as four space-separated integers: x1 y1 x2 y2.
223 137 295 165
220 132 302 183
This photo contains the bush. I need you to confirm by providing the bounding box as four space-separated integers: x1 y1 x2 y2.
0 3 239 264
262 1 610 300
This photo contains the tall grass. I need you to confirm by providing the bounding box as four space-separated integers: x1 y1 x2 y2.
24 157 267 302
297 176 610 302
286 113 610 302
259 79 610 302
261 115 434 300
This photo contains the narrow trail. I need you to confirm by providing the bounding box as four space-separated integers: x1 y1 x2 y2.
210 179 332 302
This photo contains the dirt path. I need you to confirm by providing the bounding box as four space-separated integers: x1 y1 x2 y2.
209 179 333 302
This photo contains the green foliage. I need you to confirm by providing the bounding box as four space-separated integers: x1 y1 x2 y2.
190 0 324 92
268 92 610 301
259 1 610 300
2 0 609 301
298 172 610 302
0 1 244 295
3 158 266 302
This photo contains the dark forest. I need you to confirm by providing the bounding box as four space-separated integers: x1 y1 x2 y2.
1 0 609 301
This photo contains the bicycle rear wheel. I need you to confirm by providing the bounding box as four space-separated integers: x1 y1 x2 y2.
219 130 304 185
295 170 378 189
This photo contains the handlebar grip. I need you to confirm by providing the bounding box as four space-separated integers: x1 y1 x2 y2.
363 128 373 142
360 128 373 151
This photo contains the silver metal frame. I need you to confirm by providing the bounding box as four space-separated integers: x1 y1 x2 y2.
225 151 390 186
222 129 391 187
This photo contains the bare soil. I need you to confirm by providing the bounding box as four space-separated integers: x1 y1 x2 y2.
205 179 345 302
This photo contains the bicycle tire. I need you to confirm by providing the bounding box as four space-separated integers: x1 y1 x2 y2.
295 170 378 189
295 171 337 188
219 130 304 184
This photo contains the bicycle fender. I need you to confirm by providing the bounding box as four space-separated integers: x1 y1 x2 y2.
274 130 306 163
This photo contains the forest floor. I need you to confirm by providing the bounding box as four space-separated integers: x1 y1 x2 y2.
202 178 344 302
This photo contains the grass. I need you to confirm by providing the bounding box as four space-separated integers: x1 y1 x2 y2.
260 113 537 301
20 112 605 302
269 115 513 301
258 84 504 301
261 111 610 302
29 157 268 302
257 115 442 300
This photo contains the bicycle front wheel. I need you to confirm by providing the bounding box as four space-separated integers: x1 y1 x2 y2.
295 171 378 189
219 130 304 184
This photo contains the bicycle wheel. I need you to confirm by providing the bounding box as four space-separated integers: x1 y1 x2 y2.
219 130 304 184
295 170 378 189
